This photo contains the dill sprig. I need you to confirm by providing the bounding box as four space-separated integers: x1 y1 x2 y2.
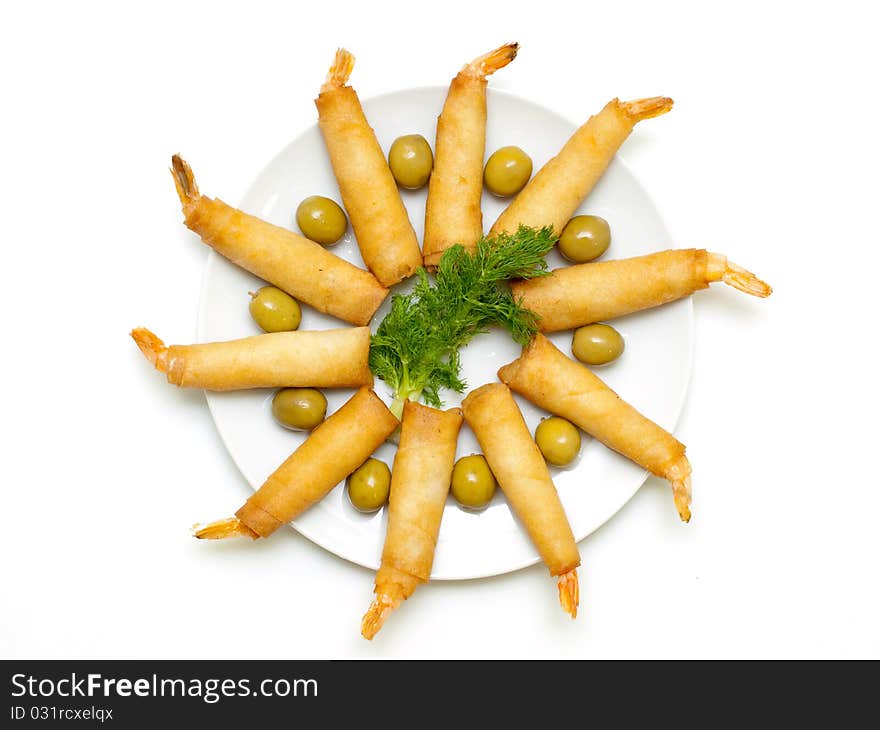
369 225 557 416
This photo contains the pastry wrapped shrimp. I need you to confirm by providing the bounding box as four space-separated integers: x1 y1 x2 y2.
195 387 398 540
489 96 673 236
499 334 692 521
171 155 387 326
511 249 772 332
131 326 372 390
461 383 580 617
316 49 422 287
361 402 463 640
422 42 518 268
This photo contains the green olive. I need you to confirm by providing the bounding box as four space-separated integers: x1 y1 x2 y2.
388 134 433 189
295 195 347 245
347 458 391 512
483 146 532 197
535 417 581 467
249 286 301 332
572 323 625 366
558 215 611 262
451 454 497 510
271 388 327 431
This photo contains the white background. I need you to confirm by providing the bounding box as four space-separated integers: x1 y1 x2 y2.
1 0 877 659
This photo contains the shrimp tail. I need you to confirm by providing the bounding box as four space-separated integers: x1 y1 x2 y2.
131 327 169 372
557 569 579 618
723 261 773 297
666 455 693 523
170 154 199 205
321 48 355 93
463 42 519 79
192 517 259 540
706 253 773 298
361 567 418 639
620 96 674 121
361 593 402 640
672 476 692 523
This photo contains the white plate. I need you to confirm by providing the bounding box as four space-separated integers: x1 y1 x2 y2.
198 86 692 580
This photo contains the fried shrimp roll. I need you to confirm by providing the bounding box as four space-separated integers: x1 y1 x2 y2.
131 326 372 390
422 42 518 268
361 402 463 640
499 334 693 521
194 387 399 540
489 96 673 236
316 49 422 287
511 249 772 332
171 156 387 326
461 383 580 617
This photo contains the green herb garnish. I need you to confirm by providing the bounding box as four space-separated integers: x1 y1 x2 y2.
369 225 557 417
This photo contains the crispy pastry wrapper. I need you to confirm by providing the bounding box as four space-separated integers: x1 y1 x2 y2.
423 75 488 267
511 249 710 332
461 383 580 577
237 387 399 537
376 402 463 595
498 334 689 500
424 43 518 268
490 97 672 237
132 326 372 390
316 81 422 287
172 156 387 326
